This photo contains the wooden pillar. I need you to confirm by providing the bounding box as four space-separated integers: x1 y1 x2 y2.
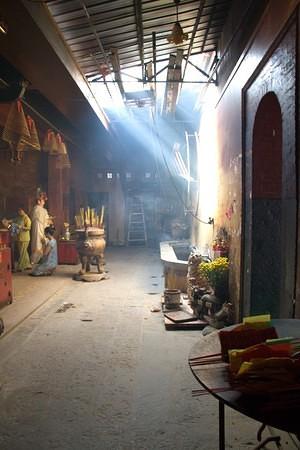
48 156 64 236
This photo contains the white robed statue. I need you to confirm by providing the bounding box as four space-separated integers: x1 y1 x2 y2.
30 192 51 264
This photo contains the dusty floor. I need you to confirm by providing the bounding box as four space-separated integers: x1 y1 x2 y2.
0 247 290 449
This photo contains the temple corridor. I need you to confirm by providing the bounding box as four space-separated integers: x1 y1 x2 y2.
0 247 260 450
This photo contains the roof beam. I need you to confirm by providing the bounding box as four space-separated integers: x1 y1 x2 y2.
183 56 210 79
162 49 184 115
200 3 216 52
110 47 125 98
182 0 206 81
152 31 156 91
78 0 111 71
20 0 109 130
133 0 144 80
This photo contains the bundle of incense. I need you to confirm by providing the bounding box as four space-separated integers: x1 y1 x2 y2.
189 353 222 366
189 358 224 367
80 208 84 227
192 387 232 397
74 215 80 228
189 352 221 361
99 206 104 227
75 206 105 229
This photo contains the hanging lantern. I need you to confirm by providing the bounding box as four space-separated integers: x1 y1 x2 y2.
56 152 71 169
99 63 110 78
56 138 71 169
26 115 41 151
43 129 58 154
167 22 188 45
56 133 66 155
2 100 31 146
1 101 32 163
167 1 188 45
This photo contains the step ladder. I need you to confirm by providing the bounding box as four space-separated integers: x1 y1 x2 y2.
127 197 147 246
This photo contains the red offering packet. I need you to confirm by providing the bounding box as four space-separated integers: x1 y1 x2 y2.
219 326 278 361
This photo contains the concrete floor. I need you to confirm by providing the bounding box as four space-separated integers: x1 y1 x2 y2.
0 247 285 450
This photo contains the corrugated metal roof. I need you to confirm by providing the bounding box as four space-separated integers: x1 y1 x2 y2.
45 0 232 79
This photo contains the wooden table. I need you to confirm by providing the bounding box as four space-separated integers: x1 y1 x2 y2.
58 240 79 265
189 319 300 450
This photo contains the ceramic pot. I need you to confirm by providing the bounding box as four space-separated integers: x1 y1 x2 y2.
164 288 181 308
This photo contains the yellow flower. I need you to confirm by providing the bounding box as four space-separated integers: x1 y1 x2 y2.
198 257 229 289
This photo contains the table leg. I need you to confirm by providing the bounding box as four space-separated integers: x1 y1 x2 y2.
219 401 225 450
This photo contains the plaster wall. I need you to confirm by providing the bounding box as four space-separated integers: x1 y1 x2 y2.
193 0 300 319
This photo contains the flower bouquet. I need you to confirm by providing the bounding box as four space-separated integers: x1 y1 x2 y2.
198 257 229 301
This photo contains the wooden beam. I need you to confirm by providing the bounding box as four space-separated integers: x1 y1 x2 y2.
133 0 145 81
163 49 183 114
21 0 109 130
182 0 206 81
110 48 125 98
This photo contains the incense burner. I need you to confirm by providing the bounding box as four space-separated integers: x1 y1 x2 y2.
75 226 106 275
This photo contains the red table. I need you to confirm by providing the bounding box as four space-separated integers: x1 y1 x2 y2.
0 230 12 306
58 240 79 265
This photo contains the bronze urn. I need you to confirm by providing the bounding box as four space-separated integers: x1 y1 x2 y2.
75 226 106 276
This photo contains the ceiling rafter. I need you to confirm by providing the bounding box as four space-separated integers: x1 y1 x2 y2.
182 0 206 81
45 0 232 100
200 2 216 52
133 0 145 80
64 15 226 52
78 0 111 71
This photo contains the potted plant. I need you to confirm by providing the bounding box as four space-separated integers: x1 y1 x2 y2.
198 257 229 302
